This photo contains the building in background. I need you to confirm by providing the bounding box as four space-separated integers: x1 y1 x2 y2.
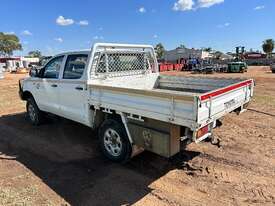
243 52 267 59
0 56 39 72
164 48 210 63
242 52 270 65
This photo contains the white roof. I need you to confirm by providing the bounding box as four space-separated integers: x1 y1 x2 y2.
57 50 91 56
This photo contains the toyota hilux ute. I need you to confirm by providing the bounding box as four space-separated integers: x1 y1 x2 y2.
19 43 254 162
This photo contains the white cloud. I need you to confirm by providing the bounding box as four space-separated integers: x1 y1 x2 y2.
4 31 15 35
139 7 146 13
153 34 158 38
78 20 89 26
173 0 224 11
54 37 63 43
21 30 32 36
217 22 230 28
198 0 224 8
98 27 103 31
56 16 74 26
173 0 194 11
254 5 265 10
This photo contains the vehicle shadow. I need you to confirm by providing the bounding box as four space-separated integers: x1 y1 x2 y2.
248 108 275 117
0 113 200 206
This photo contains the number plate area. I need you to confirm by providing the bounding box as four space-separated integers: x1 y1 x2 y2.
224 99 236 109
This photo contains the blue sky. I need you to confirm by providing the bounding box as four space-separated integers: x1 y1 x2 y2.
1 0 274 56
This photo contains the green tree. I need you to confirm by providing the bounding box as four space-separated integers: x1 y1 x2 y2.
0 32 22 56
203 47 212 52
262 39 274 58
154 43 165 59
28 50 42 58
178 44 186 49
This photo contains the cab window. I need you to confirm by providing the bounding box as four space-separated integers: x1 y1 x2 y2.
63 54 88 79
42 56 64 79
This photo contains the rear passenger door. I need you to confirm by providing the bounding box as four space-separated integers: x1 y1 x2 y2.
59 54 88 124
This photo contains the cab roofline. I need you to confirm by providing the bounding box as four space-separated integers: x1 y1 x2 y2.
54 50 90 56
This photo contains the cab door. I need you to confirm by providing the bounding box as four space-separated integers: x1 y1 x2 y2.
58 54 89 124
35 55 65 115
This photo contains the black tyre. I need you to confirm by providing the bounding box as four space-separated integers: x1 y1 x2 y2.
98 119 132 163
26 97 44 126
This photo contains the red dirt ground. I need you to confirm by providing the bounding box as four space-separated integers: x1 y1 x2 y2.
0 66 274 206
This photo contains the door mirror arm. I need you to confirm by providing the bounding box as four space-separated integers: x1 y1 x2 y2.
38 67 44 78
29 67 45 78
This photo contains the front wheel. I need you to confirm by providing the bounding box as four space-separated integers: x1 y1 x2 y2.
26 98 44 126
98 119 132 163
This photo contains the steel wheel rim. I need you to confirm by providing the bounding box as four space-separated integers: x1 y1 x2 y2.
103 128 122 157
28 104 36 122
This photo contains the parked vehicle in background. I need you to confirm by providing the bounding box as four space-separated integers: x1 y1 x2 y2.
227 62 248 73
19 43 254 162
192 63 215 74
215 64 228 73
204 65 214 74
271 64 275 73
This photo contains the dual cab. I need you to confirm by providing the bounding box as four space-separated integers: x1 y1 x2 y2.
19 43 254 162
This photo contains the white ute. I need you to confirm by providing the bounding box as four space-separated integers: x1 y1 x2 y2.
19 43 254 162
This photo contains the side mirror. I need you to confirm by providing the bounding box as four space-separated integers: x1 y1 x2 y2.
29 68 39 77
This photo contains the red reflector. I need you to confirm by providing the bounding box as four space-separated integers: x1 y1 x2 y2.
197 125 209 139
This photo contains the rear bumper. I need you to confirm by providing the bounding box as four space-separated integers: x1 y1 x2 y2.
195 132 212 143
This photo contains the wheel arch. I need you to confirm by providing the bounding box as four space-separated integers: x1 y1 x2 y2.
22 90 34 101
92 108 123 129
93 108 133 145
21 91 41 110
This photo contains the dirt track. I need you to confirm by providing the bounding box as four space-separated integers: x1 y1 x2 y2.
0 67 274 206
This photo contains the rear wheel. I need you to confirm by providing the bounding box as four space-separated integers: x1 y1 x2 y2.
26 98 44 126
98 119 132 163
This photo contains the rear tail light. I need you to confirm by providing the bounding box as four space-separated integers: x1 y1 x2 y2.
197 125 210 139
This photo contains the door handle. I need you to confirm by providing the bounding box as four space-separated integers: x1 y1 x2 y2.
51 84 58 88
75 86 83 91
